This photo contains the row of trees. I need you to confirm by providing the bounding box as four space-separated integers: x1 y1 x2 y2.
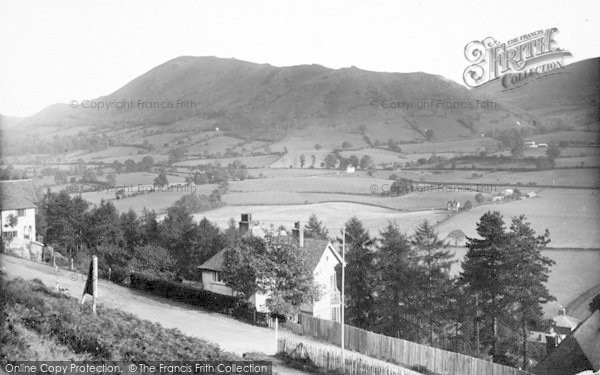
338 212 554 369
37 188 230 281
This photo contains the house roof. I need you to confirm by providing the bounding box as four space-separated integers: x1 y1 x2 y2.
198 238 340 273
303 238 340 270
0 180 38 211
554 314 581 329
198 248 226 272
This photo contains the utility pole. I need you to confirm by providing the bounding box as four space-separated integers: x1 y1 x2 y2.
341 226 345 375
475 293 480 357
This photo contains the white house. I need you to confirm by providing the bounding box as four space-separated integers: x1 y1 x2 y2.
346 165 356 174
0 180 40 255
198 216 343 322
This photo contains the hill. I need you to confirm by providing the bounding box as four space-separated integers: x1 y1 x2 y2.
472 57 600 132
10 56 525 142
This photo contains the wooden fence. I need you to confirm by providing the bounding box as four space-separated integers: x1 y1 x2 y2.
291 314 530 375
278 337 422 375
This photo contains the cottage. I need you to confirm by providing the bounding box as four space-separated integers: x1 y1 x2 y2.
198 215 343 321
501 188 514 197
526 191 537 198
534 310 599 375
525 141 537 148
446 200 460 211
346 165 356 174
493 195 504 202
0 180 44 260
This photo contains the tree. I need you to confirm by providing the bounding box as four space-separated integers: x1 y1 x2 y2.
154 171 169 187
349 155 360 168
304 214 329 240
141 155 155 171
447 229 466 246
425 129 435 141
504 216 554 369
299 154 306 168
222 233 319 316
84 200 122 249
462 200 473 211
460 211 511 360
342 217 377 329
411 220 455 345
359 155 374 170
374 223 417 339
120 209 141 252
341 141 353 149
475 193 485 204
546 144 561 160
324 153 338 169
590 293 600 313
310 154 316 167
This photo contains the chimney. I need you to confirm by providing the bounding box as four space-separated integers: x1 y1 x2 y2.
239 213 251 234
292 221 304 247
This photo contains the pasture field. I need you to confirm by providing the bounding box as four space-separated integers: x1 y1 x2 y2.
88 184 218 213
64 146 144 162
185 135 243 154
373 168 600 188
194 202 449 236
397 138 498 154
114 172 186 185
529 131 600 144
435 188 600 248
174 154 280 168
555 156 600 168
95 153 170 163
228 175 389 195
450 247 600 318
223 190 493 211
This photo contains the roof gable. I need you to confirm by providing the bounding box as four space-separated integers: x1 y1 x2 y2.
0 180 38 211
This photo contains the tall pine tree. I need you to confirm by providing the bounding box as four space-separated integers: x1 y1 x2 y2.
342 217 376 329
411 220 455 345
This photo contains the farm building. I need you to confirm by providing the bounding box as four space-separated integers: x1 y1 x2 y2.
446 200 460 211
0 180 44 259
198 215 343 321
501 188 514 197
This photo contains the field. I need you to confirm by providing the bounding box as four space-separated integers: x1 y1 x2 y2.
174 154 280 168
372 168 600 188
435 188 600 248
194 202 449 235
0 276 238 361
82 184 218 213
228 175 389 195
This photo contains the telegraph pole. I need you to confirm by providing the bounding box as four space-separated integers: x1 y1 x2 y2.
341 227 345 374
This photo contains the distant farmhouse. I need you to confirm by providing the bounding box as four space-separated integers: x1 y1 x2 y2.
447 199 460 211
199 214 343 322
0 180 43 259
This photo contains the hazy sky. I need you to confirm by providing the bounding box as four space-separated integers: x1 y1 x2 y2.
1 0 599 117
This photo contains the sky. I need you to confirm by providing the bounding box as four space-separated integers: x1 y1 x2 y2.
1 0 599 117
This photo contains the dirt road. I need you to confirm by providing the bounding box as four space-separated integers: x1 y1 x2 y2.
1 255 312 374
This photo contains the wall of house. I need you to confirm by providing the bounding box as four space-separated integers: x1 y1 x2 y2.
1 208 36 243
312 246 341 321
201 270 235 296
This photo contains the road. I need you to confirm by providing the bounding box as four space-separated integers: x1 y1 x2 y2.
0 255 416 375
0 255 310 374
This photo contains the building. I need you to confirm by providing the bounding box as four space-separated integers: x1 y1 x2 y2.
534 310 599 375
198 216 343 321
525 141 537 148
447 200 460 211
501 188 514 197
346 165 356 174
0 180 39 252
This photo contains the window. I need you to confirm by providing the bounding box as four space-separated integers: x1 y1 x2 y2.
2 231 17 241
212 271 224 284
17 209 25 217
331 306 340 322
330 273 336 289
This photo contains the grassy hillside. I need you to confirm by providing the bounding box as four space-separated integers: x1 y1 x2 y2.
0 276 238 361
